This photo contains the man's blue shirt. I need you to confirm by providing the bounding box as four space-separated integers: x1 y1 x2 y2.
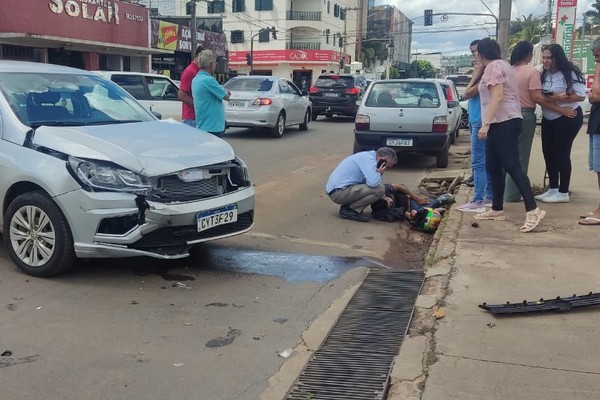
326 151 382 193
191 70 227 133
468 93 481 123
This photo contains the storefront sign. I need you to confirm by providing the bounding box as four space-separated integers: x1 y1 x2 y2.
229 49 342 64
1 0 149 47
150 20 226 56
555 0 577 60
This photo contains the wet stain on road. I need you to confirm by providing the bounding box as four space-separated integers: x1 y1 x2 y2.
187 246 384 284
205 328 242 348
205 302 229 307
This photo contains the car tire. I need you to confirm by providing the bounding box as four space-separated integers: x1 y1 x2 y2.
4 191 75 277
450 124 458 145
353 139 368 154
436 144 450 168
299 108 310 131
311 112 318 121
270 112 285 138
459 109 469 129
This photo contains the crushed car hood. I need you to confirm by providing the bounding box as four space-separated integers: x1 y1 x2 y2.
31 120 235 176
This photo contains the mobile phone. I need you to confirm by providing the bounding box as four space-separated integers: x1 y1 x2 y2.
543 90 554 96
377 159 387 169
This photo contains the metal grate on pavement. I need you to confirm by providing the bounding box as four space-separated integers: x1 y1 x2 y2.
284 269 425 400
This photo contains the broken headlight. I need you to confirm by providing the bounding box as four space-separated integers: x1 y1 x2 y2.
68 156 151 195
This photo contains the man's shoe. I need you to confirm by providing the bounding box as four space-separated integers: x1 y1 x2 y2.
339 205 369 222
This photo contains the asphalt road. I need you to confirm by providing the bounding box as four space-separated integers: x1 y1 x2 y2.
0 117 433 400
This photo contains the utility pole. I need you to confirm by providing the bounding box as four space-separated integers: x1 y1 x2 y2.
498 0 511 59
190 0 197 55
340 7 361 73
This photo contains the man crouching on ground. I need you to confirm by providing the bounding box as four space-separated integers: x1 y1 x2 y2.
325 147 398 222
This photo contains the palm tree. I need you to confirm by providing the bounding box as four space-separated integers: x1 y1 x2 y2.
584 0 600 35
509 14 544 50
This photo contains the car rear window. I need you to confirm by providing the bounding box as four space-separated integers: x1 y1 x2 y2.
314 75 355 88
365 82 440 108
225 78 273 92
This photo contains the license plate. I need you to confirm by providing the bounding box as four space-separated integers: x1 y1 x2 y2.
229 101 245 107
324 92 339 97
197 205 238 232
386 138 413 147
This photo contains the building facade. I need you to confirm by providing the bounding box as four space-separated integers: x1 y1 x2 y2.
0 0 171 71
366 5 412 66
189 0 358 90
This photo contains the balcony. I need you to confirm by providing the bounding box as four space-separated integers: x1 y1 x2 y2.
286 11 321 21
286 42 321 50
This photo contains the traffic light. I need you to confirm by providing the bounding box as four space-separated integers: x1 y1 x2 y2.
271 27 277 40
246 53 252 65
424 9 433 26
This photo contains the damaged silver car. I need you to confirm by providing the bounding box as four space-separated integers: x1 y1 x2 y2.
0 61 255 277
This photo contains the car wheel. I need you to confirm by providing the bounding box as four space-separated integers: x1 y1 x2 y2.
353 139 368 154
311 112 318 121
270 112 285 138
436 145 450 168
450 124 458 145
4 191 75 277
459 109 469 129
299 108 310 131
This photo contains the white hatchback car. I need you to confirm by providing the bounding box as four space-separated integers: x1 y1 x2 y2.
95 71 182 120
354 79 462 168
224 76 311 138
0 61 255 277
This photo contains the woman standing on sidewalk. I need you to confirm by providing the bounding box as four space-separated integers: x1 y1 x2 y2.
505 41 578 202
474 38 546 233
456 39 493 213
536 44 586 203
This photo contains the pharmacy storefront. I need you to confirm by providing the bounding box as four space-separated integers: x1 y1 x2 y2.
0 0 170 71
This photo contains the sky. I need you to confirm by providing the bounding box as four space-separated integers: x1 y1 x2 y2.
383 0 596 55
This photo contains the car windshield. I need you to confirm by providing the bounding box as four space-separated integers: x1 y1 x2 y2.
0 72 155 128
365 82 441 108
314 76 355 88
224 78 273 92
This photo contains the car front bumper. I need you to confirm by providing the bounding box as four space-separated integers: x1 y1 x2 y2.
355 130 449 152
55 187 255 259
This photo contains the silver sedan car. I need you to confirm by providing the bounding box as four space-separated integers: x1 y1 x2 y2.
224 76 312 138
0 61 255 277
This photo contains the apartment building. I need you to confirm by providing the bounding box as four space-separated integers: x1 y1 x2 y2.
186 0 358 90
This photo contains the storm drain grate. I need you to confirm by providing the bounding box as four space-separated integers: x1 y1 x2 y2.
284 269 425 400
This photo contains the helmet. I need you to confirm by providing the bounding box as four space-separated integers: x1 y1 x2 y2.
413 207 443 233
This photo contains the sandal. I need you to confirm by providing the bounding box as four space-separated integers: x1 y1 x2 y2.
474 209 506 221
520 208 546 233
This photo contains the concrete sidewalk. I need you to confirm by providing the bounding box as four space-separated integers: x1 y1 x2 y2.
389 125 600 400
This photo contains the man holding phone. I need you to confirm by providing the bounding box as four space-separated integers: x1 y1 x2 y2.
325 147 398 222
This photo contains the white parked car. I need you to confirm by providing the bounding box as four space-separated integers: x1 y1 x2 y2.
95 71 182 120
224 76 312 138
353 78 462 168
0 61 255 277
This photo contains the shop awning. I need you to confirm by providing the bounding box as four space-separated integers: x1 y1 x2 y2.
0 33 172 56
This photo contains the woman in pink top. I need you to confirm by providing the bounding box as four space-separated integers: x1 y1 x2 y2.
474 38 546 233
505 41 577 202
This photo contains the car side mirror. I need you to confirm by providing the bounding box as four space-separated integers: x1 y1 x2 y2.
448 100 459 108
151 110 162 119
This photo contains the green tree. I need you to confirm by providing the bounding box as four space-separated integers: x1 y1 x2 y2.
583 0 600 36
509 14 545 49
389 67 401 79
411 60 435 78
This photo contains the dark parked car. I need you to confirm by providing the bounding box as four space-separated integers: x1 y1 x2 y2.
309 73 367 120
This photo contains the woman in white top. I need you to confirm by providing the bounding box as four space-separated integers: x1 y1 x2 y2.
537 44 586 203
